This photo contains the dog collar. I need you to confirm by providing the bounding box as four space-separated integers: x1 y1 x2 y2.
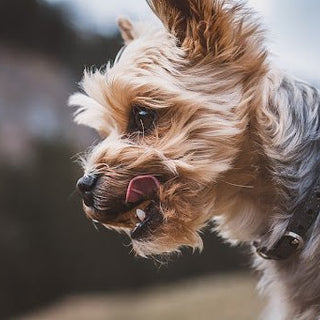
254 178 320 260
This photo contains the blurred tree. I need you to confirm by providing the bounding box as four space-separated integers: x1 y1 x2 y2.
0 0 74 56
0 0 122 78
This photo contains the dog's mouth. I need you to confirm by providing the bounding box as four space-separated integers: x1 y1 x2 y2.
84 175 163 240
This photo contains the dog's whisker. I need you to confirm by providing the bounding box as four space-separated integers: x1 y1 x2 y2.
221 180 254 189
91 220 100 231
68 189 78 201
140 119 145 138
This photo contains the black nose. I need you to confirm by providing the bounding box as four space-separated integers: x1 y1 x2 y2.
76 174 97 207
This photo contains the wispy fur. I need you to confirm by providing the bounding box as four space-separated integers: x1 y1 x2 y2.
69 1 320 319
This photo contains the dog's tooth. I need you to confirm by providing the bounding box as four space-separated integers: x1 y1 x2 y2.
136 208 146 221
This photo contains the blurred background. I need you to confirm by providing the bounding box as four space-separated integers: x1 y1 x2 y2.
0 1 319 319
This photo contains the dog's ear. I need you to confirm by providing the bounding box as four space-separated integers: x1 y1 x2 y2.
147 0 264 62
117 17 137 44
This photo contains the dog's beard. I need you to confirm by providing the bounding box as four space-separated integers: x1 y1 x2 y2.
81 158 213 257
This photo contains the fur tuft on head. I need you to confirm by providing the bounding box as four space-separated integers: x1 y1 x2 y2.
147 0 267 67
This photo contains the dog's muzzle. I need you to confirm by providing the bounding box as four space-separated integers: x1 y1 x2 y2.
76 174 163 239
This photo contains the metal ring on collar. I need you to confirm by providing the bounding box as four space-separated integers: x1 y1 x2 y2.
284 231 305 250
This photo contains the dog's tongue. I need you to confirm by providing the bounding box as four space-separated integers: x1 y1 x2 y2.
125 175 160 203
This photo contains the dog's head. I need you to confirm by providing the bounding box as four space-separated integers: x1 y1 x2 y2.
69 0 267 256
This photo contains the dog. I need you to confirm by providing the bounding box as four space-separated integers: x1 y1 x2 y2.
69 1 320 319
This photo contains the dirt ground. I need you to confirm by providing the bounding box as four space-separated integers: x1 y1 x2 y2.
15 273 264 320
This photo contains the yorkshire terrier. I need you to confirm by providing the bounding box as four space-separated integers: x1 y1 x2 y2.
69 1 320 319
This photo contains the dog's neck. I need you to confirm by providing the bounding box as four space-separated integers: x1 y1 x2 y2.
215 68 320 240
215 68 320 319
255 70 320 250
213 132 274 242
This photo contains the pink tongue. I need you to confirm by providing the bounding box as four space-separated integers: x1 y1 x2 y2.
125 175 160 203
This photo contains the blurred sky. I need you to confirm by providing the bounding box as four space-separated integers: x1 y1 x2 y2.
45 0 320 81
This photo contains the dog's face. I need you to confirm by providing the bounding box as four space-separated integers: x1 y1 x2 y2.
69 0 266 256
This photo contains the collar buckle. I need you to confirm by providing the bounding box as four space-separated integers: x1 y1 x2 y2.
283 231 304 250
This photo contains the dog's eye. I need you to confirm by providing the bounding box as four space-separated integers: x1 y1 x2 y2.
128 106 157 134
